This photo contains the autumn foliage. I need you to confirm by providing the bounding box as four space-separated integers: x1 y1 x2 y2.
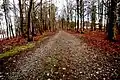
67 30 120 54
0 31 56 53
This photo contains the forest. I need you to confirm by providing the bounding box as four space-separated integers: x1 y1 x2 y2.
0 0 120 42
0 0 120 80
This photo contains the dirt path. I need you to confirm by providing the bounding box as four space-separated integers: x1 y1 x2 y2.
0 31 120 80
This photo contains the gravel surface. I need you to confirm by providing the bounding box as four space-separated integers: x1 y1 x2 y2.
0 31 120 80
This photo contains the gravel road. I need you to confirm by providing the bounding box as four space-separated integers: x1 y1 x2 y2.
0 31 120 80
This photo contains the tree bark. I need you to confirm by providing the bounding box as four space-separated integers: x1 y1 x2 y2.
27 0 33 41
18 0 24 36
3 0 9 39
82 1 84 31
76 0 79 32
107 0 117 41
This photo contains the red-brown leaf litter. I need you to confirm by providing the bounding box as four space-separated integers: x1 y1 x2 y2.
67 30 120 54
0 31 56 53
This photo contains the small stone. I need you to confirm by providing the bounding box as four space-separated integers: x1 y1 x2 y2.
13 60 16 63
80 72 82 74
47 73 50 76
67 65 70 67
86 77 89 79
55 72 58 74
6 73 9 75
6 67 8 69
0 75 3 78
98 68 101 70
48 78 51 80
103 78 106 80
96 71 99 74
74 76 77 78
90 74 93 76
63 74 65 77
62 68 66 70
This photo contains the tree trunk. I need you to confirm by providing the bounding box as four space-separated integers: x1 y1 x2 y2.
82 2 84 31
80 0 83 32
99 3 103 31
18 0 24 36
107 0 117 41
40 0 43 33
27 0 33 41
75 9 76 30
13 0 17 37
62 19 63 29
49 0 51 31
3 0 9 39
76 0 79 32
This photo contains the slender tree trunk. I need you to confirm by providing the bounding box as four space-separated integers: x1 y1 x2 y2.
9 19 14 38
40 0 43 33
9 24 14 38
1 25 5 39
62 19 63 29
75 9 76 30
5 16 9 39
80 0 82 32
13 0 17 37
32 20 34 36
45 12 47 31
18 0 24 36
91 4 96 31
99 3 103 31
86 6 89 30
8 15 14 38
27 0 33 41
31 18 34 37
76 0 79 32
3 0 9 39
82 2 84 31
49 0 51 31
98 0 100 23
70 12 73 29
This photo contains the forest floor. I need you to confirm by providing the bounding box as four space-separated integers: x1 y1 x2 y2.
0 31 56 54
0 30 120 80
67 30 120 54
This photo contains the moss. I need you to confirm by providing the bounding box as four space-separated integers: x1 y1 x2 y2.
0 43 35 59
0 32 53 59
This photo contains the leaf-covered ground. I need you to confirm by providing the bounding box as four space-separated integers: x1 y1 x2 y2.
0 31 120 80
67 30 120 54
0 31 55 54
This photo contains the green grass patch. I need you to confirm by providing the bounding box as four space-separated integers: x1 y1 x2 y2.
0 43 35 59
0 32 53 59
